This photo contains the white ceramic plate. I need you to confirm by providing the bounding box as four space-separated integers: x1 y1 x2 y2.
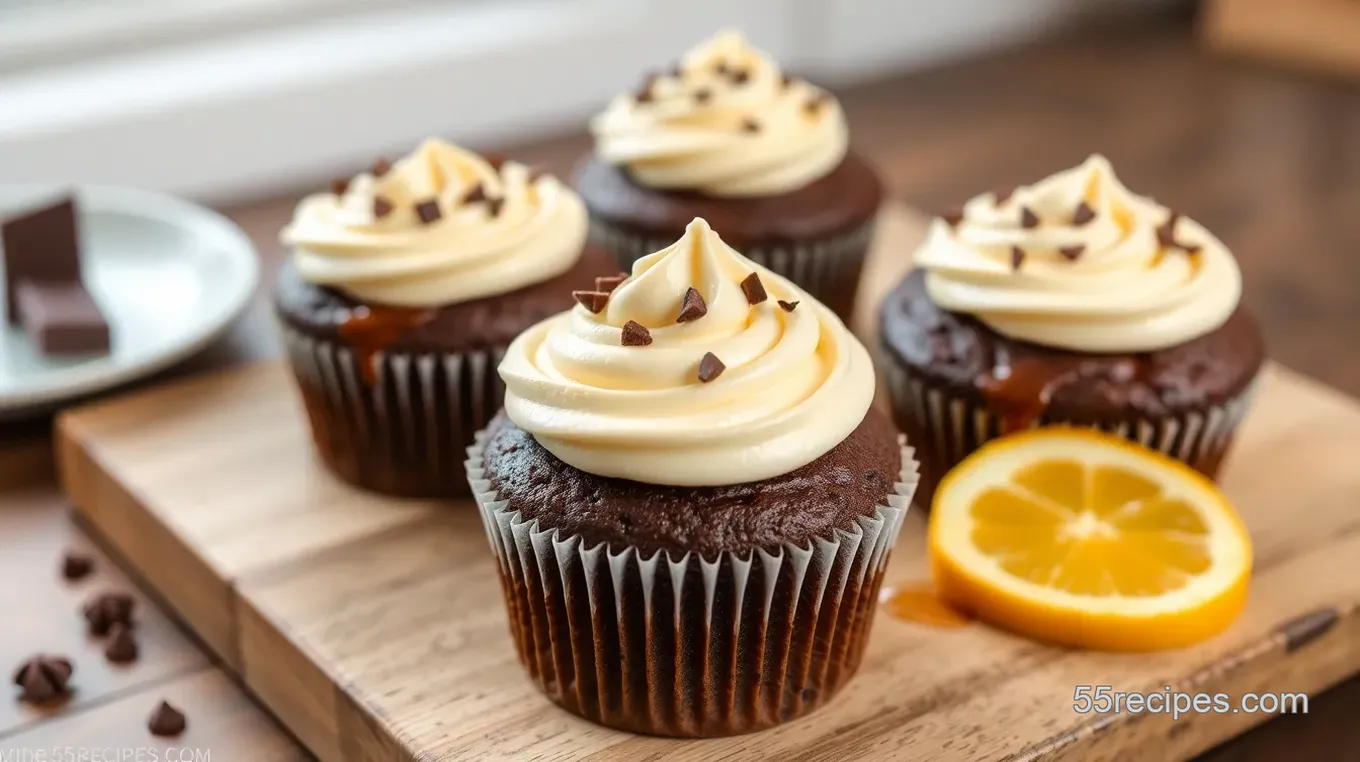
0 185 259 418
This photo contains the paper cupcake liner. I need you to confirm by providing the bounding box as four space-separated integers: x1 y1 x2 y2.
280 325 506 498
465 434 919 737
882 358 1263 507
589 217 877 322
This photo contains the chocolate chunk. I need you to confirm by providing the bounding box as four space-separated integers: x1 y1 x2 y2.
1020 206 1040 229
1011 246 1026 271
148 701 187 737
486 197 505 218
16 282 110 355
84 592 135 637
463 183 487 205
595 273 628 293
371 158 392 177
372 196 394 219
1059 245 1086 261
778 300 799 312
993 187 1015 206
693 88 713 105
104 625 138 664
740 118 761 134
621 320 652 347
676 287 708 323
330 178 350 196
729 68 751 85
941 207 965 228
414 199 441 225
635 73 657 104
61 551 94 581
12 655 73 703
697 352 726 383
1072 201 1096 226
740 272 768 305
572 290 609 314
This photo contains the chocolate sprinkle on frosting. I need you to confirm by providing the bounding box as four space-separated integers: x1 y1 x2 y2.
676 287 708 323
1020 206 1040 229
595 272 628 293
621 320 652 347
740 118 761 134
372 196 393 219
463 183 487 205
486 197 505 218
1072 201 1096 226
371 158 392 177
1059 244 1086 261
572 290 609 314
693 88 713 104
414 199 441 225
729 68 751 85
697 352 726 383
740 272 768 305
1011 246 1026 271
778 300 799 312
330 178 350 196
635 73 658 104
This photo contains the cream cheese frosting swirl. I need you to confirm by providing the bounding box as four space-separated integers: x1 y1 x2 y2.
499 217 875 486
914 154 1241 353
590 30 849 198
282 139 587 308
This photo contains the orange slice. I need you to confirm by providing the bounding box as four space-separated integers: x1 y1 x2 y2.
928 428 1251 651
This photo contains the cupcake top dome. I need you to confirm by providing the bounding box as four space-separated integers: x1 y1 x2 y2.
914 154 1242 353
590 30 849 198
282 139 587 308
498 217 876 486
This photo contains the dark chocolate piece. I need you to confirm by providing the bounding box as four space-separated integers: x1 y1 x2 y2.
371 158 392 177
1011 246 1026 271
729 68 751 85
572 290 609 314
1020 206 1040 229
635 73 657 104
676 287 708 323
84 592 135 637
486 197 505 218
697 352 726 383
463 184 487 205
61 551 94 581
740 273 768 305
414 199 442 225
16 282 111 355
621 320 652 347
804 93 830 115
104 625 138 664
1072 201 1096 226
778 300 799 312
740 118 761 134
330 178 350 196
693 88 713 105
595 273 628 293
12 655 73 703
148 701 187 737
372 196 394 219
1059 245 1086 261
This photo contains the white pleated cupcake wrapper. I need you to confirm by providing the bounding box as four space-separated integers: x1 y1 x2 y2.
882 358 1263 503
465 433 919 737
589 217 877 321
280 324 506 497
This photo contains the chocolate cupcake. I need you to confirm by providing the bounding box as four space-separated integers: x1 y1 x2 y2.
468 218 918 736
276 139 614 497
880 155 1265 506
574 30 884 323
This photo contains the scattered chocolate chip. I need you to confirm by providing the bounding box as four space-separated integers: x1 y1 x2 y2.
1011 246 1026 271
740 272 768 305
104 625 138 664
697 352 726 383
693 88 713 105
635 73 658 104
676 287 708 323
1059 245 1086 261
148 701 187 737
1020 206 1040 229
486 197 505 218
83 592 134 637
778 300 799 312
740 118 761 134
329 178 350 196
1156 212 1181 249
993 187 1015 206
414 199 442 225
595 272 628 293
372 196 394 219
1072 201 1096 226
729 68 751 85
61 551 94 582
371 158 392 177
463 183 487 205
941 207 965 228
572 290 609 314
621 320 652 347
12 655 73 703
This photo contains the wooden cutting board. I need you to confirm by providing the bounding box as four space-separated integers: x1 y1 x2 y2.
57 204 1360 762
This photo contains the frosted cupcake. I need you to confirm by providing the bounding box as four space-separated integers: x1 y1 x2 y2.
468 218 917 736
879 155 1265 504
575 30 885 322
276 139 614 497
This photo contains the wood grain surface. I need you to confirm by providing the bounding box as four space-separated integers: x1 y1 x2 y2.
55 203 1360 762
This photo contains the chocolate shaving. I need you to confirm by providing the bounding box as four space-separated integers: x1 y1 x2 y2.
941 207 965 228
740 272 768 305
572 290 609 314
740 118 761 134
595 272 628 293
104 625 138 664
84 592 135 637
1020 206 1040 229
1011 246 1026 271
371 158 392 177
1072 201 1096 226
697 352 726 383
621 320 652 347
414 199 441 225
994 187 1015 206
148 701 187 737
372 196 394 219
330 178 350 196
729 68 751 85
1059 245 1086 261
62 551 94 581
486 197 505 218
676 287 708 323
463 183 487 205
12 655 73 703
693 88 713 105
778 300 799 312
